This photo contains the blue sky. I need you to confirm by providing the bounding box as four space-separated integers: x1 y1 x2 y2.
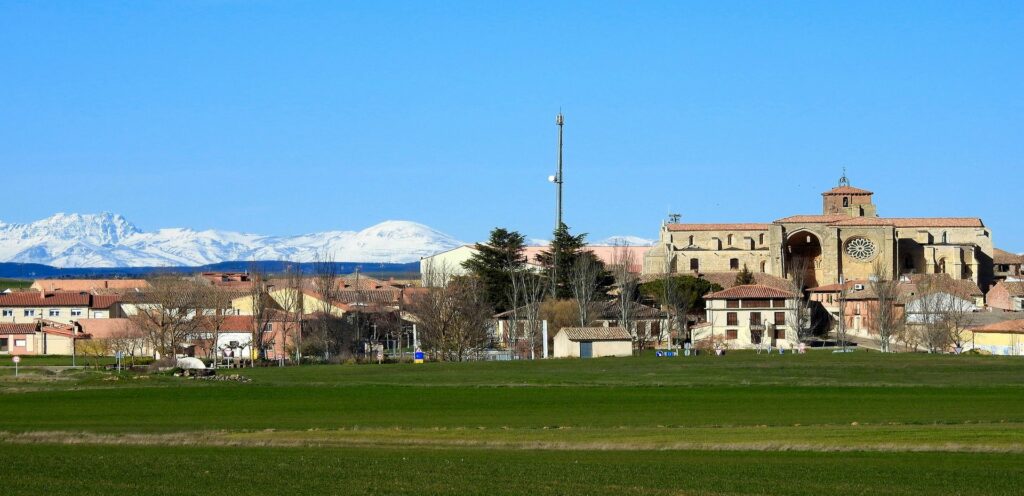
1 1 1022 249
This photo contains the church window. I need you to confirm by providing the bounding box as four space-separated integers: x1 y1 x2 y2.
845 238 877 262
759 233 765 245
760 261 767 273
727 234 734 246
730 258 740 270
688 235 694 246
941 231 948 244
690 258 699 271
843 197 849 208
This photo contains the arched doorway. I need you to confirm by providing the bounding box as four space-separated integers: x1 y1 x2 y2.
786 231 823 288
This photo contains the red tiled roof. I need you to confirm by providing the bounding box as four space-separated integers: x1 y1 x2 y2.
774 215 984 229
0 323 38 335
993 248 1024 265
889 218 984 228
697 272 792 291
666 223 770 232
704 284 796 300
971 319 1024 334
0 292 92 307
774 215 848 224
31 279 150 292
89 295 121 310
822 185 873 195
995 281 1024 297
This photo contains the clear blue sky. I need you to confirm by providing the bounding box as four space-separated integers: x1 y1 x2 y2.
2 1 1022 249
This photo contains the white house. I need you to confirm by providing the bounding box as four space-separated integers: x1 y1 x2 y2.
553 327 633 358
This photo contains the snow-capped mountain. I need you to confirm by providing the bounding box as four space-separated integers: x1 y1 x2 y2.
0 213 463 268
596 235 655 246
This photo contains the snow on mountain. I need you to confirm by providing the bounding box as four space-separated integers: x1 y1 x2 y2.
595 235 655 246
0 213 464 268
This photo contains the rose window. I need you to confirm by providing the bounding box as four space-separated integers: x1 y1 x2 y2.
845 237 877 261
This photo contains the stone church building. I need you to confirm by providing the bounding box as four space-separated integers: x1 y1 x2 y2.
643 175 996 290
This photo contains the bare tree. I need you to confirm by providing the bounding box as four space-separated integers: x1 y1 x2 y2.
198 285 235 367
936 277 975 353
786 257 813 342
308 253 345 361
107 320 145 367
510 269 545 359
869 261 903 353
274 263 306 365
129 276 205 361
407 263 493 362
570 254 603 327
246 263 276 365
612 246 643 351
913 277 948 353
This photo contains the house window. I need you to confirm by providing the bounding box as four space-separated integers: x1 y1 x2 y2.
726 312 738 326
730 258 740 270
92 312 103 318
651 321 661 336
772 299 785 308
690 258 699 271
774 328 786 340
1 309 11 317
774 312 786 325
14 339 25 347
24 310 35 317
750 329 763 344
726 300 739 309
855 303 861 315
726 330 738 340
71 308 83 317
0 338 7 352
750 312 762 326
49 309 60 317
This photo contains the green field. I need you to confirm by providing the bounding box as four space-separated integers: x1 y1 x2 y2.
1 351 1023 494
0 278 31 290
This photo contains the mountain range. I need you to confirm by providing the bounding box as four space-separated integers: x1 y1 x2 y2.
0 213 464 268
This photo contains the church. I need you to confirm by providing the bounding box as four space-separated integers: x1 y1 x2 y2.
642 175 997 291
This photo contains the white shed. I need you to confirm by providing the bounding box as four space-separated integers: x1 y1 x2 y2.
553 327 633 358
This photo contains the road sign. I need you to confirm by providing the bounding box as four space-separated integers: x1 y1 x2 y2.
11 356 20 364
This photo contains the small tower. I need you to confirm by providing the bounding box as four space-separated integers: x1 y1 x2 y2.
822 170 876 217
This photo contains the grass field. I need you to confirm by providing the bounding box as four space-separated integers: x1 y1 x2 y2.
0 278 31 290
1 351 1023 494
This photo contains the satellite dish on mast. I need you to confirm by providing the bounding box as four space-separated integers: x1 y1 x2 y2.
547 175 557 183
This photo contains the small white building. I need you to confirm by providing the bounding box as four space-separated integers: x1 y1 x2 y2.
553 327 633 358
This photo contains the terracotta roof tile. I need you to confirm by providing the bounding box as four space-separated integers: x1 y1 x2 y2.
774 215 848 224
0 323 38 335
89 295 121 310
698 272 792 291
888 218 984 228
994 248 1024 265
704 284 796 300
559 327 632 341
971 319 1024 334
31 279 150 292
0 292 92 307
822 185 873 195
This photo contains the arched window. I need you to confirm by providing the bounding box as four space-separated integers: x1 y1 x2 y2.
759 261 767 273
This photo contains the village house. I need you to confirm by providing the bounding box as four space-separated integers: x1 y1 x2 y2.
987 281 1024 312
992 249 1024 283
0 321 80 356
0 291 123 324
697 284 798 349
30 279 149 294
967 319 1024 356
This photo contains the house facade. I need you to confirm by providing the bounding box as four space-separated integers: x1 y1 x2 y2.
698 285 798 349
987 281 1024 312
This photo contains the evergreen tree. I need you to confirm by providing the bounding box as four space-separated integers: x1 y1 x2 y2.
735 264 756 285
534 223 589 299
461 228 527 312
